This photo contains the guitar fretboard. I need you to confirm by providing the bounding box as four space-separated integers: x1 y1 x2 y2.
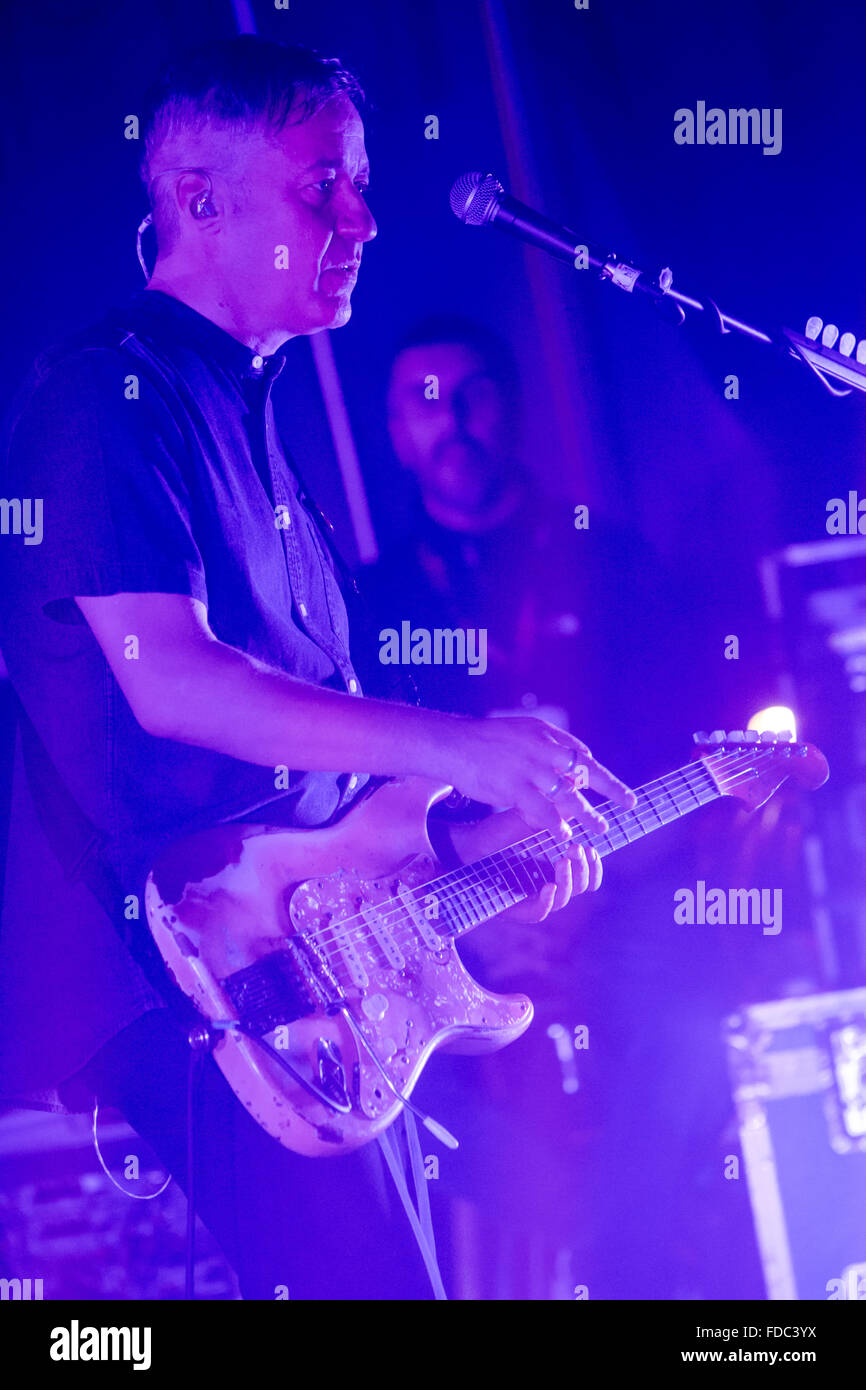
414 759 720 940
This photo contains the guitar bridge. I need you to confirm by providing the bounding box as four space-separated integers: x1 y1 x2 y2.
220 946 317 1037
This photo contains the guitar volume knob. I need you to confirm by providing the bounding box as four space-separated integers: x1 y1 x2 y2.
361 992 389 1022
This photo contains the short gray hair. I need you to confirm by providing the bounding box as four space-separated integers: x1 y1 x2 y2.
139 35 366 254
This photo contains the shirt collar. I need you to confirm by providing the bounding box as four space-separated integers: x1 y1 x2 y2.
128 288 287 384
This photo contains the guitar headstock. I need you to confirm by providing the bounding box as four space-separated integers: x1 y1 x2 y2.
691 729 829 811
803 316 866 362
783 316 866 397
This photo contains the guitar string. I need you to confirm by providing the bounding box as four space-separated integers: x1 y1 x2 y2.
303 747 780 960
302 758 710 951
306 749 774 956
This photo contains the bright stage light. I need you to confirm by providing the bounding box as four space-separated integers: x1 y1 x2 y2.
748 705 797 740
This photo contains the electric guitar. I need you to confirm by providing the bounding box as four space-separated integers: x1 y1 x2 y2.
144 730 827 1157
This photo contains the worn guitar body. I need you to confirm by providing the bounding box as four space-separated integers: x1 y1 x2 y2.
144 776 532 1158
144 730 828 1159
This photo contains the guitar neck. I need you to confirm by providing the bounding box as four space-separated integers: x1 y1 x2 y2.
422 759 720 940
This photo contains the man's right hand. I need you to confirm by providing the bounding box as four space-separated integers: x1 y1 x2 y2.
74 591 634 841
443 714 636 838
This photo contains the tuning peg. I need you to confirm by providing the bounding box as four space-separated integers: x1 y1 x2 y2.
759 730 777 742
805 316 823 341
727 730 745 742
840 332 856 357
692 731 709 745
857 341 866 365
821 324 840 349
709 730 725 744
744 729 759 742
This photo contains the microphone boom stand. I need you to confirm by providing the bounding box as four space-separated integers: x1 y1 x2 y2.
455 173 866 400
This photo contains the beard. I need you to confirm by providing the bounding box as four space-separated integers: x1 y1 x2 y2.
425 437 503 511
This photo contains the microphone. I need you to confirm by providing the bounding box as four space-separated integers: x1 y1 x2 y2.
450 175 808 359
450 171 601 269
449 171 683 316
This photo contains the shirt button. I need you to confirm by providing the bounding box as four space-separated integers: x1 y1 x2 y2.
251 354 264 369
298 602 308 618
348 678 359 694
347 775 358 790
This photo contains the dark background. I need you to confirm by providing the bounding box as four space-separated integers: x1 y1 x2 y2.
3 0 865 560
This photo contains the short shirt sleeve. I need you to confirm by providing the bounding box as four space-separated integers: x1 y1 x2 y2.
0 347 207 623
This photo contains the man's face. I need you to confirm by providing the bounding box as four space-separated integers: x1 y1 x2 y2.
387 343 513 513
220 94 376 336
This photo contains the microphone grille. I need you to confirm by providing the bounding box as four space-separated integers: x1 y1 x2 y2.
449 172 503 226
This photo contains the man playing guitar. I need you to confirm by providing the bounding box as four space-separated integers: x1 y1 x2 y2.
0 36 635 1300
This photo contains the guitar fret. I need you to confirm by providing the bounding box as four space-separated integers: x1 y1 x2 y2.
686 763 717 804
602 814 631 850
426 873 462 935
660 779 681 821
496 849 530 899
448 871 475 930
588 828 616 857
631 797 656 834
512 849 543 897
643 787 668 827
620 806 645 842
489 854 522 908
517 849 552 894
680 773 701 807
478 862 510 913
462 872 489 924
417 758 728 942
432 857 522 939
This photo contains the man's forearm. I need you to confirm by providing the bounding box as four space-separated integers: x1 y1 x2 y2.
82 593 618 836
152 637 461 778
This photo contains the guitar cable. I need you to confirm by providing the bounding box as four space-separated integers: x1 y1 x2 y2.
337 1006 459 1150
91 1101 172 1201
228 1011 453 1299
152 997 458 1300
376 1110 448 1301
243 1007 460 1150
89 1032 204 1300
249 1028 353 1113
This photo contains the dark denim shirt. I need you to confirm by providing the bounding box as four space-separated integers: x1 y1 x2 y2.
0 289 368 1106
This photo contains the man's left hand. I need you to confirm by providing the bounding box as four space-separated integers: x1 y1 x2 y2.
445 807 602 924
